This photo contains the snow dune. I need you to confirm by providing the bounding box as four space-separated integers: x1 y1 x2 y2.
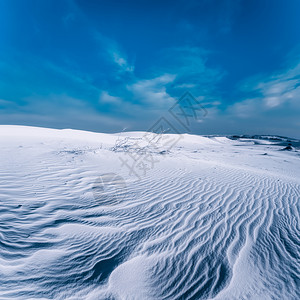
0 126 299 300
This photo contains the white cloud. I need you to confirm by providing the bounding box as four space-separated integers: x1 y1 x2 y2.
93 31 134 74
229 98 262 118
153 46 225 97
65 1 135 74
127 74 176 107
229 59 300 118
112 52 134 73
100 91 123 105
256 62 300 108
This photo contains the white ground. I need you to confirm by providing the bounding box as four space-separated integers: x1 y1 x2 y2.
0 125 299 300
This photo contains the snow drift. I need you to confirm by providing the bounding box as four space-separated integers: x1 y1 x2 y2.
0 126 299 300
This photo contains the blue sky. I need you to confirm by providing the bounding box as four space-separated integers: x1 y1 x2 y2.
1 0 300 137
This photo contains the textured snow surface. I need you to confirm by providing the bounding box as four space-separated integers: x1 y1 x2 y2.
0 126 299 300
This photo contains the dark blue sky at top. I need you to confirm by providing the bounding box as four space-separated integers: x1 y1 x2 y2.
1 0 300 137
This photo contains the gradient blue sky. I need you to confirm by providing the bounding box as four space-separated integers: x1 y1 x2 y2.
1 0 300 137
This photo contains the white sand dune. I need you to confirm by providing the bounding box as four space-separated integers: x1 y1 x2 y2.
0 125 299 300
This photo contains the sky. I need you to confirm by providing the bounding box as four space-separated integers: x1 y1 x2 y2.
0 0 300 138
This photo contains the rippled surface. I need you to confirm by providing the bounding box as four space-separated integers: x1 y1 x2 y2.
0 127 299 300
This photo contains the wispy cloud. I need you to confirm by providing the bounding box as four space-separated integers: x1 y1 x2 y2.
64 0 135 74
259 64 300 109
127 74 176 107
112 51 134 73
231 59 300 116
93 31 134 75
99 91 123 105
152 46 224 98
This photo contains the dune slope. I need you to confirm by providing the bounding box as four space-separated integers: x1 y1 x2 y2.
0 126 299 300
